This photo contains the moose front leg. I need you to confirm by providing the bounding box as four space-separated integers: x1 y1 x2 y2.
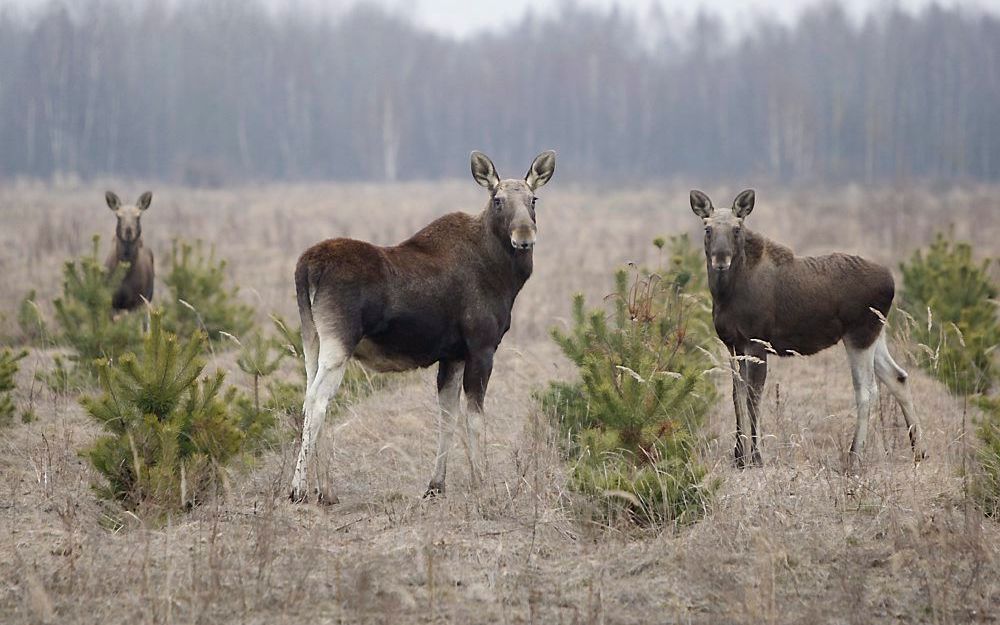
745 350 768 467
730 347 752 468
463 348 495 486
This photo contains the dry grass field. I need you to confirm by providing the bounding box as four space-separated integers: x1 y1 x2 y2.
1 180 998 624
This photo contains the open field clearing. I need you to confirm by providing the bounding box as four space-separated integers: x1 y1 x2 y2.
1 182 998 624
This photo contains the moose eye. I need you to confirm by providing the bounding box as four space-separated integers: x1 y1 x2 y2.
493 197 502 209
531 197 538 207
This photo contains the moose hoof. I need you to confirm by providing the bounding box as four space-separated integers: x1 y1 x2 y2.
289 488 307 503
423 482 445 498
316 487 339 506
845 451 865 476
750 450 763 467
734 448 748 469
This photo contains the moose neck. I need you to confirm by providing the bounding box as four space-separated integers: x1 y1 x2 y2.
482 207 533 294
116 236 142 263
707 251 746 303
707 229 773 304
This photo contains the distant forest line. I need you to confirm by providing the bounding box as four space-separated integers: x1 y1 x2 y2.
0 1 997 184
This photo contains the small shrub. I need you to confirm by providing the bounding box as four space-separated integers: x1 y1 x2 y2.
82 311 273 514
0 348 27 427
37 354 91 396
162 239 255 342
899 234 1000 520
233 331 288 450
17 290 49 345
236 332 286 412
334 362 387 415
540 235 719 526
248 378 304 430
899 232 999 395
270 313 303 358
267 314 389 431
972 396 1000 518
52 235 145 381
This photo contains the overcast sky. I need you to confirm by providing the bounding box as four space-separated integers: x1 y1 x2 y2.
5 0 1000 36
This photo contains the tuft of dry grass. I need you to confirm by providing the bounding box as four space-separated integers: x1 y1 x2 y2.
0 182 998 624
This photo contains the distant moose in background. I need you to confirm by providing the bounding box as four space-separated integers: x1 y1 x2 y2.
290 150 556 502
689 189 926 469
105 191 154 313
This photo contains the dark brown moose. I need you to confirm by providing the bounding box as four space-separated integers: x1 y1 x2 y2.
689 189 925 469
105 191 154 313
290 150 556 501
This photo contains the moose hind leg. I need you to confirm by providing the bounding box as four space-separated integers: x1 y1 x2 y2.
873 333 926 461
301 332 319 399
845 339 878 470
300 309 320 395
291 335 350 502
426 360 464 497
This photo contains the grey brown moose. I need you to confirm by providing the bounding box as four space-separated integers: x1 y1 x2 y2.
690 189 926 469
290 150 556 501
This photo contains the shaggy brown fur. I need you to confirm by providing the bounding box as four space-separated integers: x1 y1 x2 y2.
711 230 894 357
295 210 532 374
290 151 555 501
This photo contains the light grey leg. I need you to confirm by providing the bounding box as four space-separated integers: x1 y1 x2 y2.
465 406 485 485
845 339 879 470
731 349 752 468
291 336 348 502
302 333 319 398
426 360 464 497
746 352 768 467
873 332 926 461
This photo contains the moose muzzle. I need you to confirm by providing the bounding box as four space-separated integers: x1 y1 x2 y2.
711 254 732 272
510 225 536 250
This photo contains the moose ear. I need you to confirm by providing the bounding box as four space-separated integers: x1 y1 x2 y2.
733 189 755 218
471 151 500 191
137 191 153 211
525 150 555 191
690 190 713 218
106 191 121 211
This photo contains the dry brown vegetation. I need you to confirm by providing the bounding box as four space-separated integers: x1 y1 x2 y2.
1 181 998 624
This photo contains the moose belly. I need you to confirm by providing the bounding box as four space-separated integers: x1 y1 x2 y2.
768 321 845 357
353 315 464 372
353 339 427 372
